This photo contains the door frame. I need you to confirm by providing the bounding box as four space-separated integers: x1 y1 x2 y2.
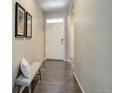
45 18 65 60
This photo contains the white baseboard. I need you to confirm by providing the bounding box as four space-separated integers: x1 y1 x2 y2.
44 58 71 63
73 72 85 93
43 58 47 61
70 62 75 69
64 59 71 62
70 61 85 93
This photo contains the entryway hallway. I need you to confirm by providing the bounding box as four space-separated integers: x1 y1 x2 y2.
22 60 82 93
12 0 112 93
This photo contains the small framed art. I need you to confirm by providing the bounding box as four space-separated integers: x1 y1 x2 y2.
26 12 32 38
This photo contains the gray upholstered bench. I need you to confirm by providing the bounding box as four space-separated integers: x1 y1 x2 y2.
15 62 42 93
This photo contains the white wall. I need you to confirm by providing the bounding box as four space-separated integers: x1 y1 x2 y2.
74 0 112 93
12 0 45 90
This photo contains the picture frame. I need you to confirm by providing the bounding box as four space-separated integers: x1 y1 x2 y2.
26 12 32 38
15 2 25 38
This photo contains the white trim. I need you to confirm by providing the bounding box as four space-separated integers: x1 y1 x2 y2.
70 62 85 93
69 61 75 69
73 72 85 93
43 58 47 61
45 58 64 61
64 59 71 62
46 18 64 24
44 58 72 63
71 63 75 69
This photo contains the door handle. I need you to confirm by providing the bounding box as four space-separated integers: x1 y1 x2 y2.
61 38 64 45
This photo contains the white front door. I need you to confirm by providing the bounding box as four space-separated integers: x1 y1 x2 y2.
45 23 65 60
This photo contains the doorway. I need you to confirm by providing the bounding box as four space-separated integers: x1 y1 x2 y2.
45 18 65 60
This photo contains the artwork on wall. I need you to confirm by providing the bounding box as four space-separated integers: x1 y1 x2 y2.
26 12 32 38
15 2 25 38
15 2 32 39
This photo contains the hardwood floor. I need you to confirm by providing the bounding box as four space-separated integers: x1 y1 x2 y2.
22 60 82 93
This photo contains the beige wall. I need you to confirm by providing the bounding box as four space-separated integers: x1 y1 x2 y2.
12 0 45 89
74 0 112 93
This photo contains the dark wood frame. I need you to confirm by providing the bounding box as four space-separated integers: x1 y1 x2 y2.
15 2 26 38
26 12 32 38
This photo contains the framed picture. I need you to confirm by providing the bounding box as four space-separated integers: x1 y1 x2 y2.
15 2 25 38
26 12 32 38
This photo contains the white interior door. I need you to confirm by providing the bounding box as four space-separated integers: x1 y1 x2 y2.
45 23 65 60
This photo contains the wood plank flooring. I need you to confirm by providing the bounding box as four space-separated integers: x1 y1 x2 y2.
22 60 82 93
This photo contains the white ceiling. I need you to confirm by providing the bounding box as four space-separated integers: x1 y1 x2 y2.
38 0 73 13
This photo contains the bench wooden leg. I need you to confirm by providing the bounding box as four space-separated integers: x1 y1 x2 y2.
28 85 31 93
39 69 42 80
